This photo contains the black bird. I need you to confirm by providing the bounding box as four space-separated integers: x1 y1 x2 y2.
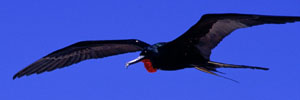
13 13 300 81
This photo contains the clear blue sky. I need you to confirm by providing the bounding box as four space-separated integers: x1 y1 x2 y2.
1 0 300 100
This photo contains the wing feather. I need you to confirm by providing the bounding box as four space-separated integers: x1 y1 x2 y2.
13 39 149 79
168 13 300 59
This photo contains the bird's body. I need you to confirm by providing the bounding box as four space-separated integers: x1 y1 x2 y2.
13 13 300 81
143 43 207 71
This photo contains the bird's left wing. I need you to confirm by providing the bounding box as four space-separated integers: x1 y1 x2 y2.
166 13 300 59
13 39 150 79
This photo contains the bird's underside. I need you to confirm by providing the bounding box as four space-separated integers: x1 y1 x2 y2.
13 13 300 81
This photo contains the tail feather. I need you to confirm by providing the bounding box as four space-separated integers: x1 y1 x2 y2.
207 61 269 70
193 61 268 82
194 66 239 83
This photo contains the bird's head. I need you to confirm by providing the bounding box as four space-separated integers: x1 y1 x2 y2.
125 42 166 73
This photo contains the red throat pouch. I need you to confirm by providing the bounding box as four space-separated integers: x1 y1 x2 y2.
141 59 157 73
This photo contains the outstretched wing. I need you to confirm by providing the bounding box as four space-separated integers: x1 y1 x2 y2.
167 13 300 59
13 39 150 79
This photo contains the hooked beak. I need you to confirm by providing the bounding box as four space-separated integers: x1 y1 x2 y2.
125 55 145 68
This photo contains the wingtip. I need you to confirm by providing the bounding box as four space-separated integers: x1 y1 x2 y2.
13 73 22 80
12 75 18 80
254 67 269 71
263 68 269 70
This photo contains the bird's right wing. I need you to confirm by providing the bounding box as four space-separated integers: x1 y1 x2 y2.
13 39 150 79
166 13 300 59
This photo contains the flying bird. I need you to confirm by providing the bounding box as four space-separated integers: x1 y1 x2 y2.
13 13 300 81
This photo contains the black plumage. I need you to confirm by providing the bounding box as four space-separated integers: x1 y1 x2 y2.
13 40 149 79
13 13 300 81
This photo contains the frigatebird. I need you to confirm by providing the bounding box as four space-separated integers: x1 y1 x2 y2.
13 13 300 81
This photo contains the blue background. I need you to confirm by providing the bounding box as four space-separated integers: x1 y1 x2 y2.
1 0 300 100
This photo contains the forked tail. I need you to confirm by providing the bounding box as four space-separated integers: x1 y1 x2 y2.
194 61 269 83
